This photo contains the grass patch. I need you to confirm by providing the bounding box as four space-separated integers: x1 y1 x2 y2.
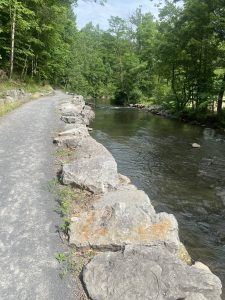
54 148 74 160
56 249 96 278
0 80 53 94
0 101 21 117
50 149 97 297
48 178 80 235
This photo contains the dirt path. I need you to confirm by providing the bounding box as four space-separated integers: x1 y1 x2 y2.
0 91 76 299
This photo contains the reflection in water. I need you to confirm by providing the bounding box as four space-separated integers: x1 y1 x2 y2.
91 107 225 297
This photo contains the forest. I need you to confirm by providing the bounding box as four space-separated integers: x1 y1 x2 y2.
0 0 225 121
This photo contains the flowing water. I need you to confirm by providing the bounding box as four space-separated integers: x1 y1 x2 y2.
91 106 225 296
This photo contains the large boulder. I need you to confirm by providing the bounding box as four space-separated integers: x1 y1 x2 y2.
61 114 87 125
69 189 180 253
54 135 84 149
53 126 89 149
62 138 119 193
83 245 222 300
72 95 85 106
74 136 111 160
62 154 119 194
81 105 95 124
57 125 89 137
59 98 95 126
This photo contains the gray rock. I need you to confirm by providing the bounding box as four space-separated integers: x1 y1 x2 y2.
117 183 137 191
62 154 118 194
0 89 29 104
58 126 89 137
54 125 90 148
61 114 86 124
69 189 179 253
73 95 84 104
192 143 201 148
118 173 131 185
54 135 84 149
60 103 84 116
83 245 222 300
59 99 94 126
82 105 95 123
75 136 111 160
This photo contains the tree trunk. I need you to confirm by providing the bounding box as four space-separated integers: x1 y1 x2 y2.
9 6 16 80
217 73 225 115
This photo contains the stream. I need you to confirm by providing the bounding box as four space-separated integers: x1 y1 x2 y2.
91 106 225 297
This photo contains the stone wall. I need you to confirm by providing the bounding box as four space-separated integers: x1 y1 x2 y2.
54 94 222 300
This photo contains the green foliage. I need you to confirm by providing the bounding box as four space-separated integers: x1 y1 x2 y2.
0 0 224 117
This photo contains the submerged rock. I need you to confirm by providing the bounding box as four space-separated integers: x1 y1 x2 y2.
83 245 222 300
192 143 201 148
69 189 180 253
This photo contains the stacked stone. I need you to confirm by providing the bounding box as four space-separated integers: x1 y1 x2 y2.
55 95 222 300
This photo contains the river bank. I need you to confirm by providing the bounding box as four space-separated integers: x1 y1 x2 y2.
129 103 225 131
53 94 222 299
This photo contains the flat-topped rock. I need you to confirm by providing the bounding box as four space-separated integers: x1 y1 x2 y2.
69 189 179 252
74 136 111 159
54 135 84 149
58 125 89 137
94 189 155 214
83 245 222 300
62 155 118 194
61 114 87 124
54 126 89 148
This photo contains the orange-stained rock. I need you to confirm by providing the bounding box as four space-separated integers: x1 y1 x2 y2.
69 189 180 253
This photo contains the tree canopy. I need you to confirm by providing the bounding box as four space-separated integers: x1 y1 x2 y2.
0 0 224 117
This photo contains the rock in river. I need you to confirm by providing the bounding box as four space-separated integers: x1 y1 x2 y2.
83 244 222 300
192 143 201 148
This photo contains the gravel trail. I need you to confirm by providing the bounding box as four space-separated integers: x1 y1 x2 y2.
0 91 77 299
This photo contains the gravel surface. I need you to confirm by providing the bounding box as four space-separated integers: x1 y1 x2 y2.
0 91 77 300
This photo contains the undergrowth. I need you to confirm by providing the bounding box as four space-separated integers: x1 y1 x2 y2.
0 80 52 93
0 101 21 117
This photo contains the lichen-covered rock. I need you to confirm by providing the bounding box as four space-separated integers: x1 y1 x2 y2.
69 189 180 253
83 245 222 300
